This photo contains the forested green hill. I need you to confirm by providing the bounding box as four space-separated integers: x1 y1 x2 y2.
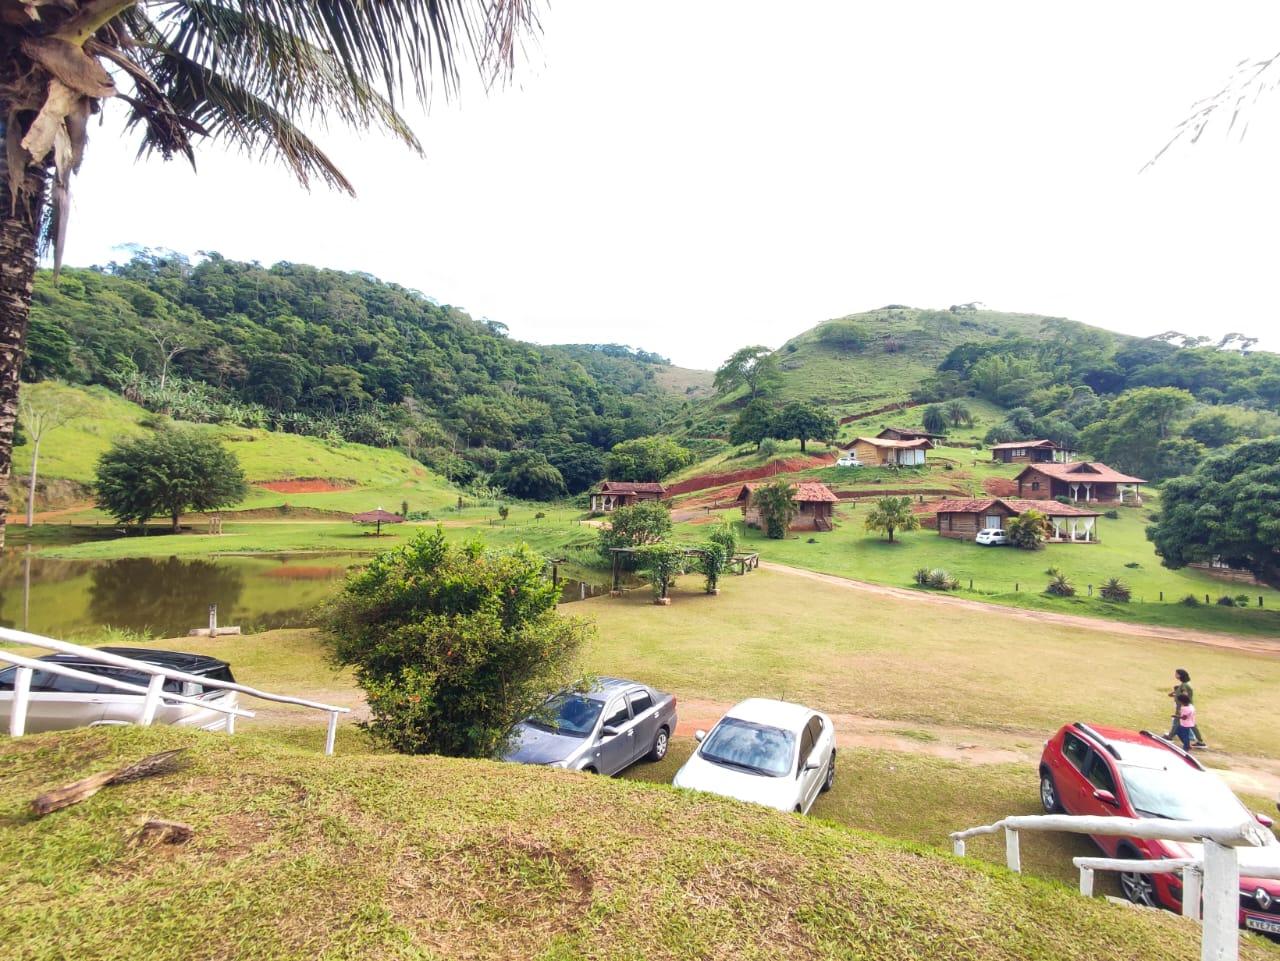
27 252 700 493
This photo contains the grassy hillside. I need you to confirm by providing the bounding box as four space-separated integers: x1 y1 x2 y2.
4 726 1274 961
12 382 461 517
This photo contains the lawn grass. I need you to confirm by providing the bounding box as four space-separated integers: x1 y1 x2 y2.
684 496 1280 636
4 726 1276 961
582 570 1280 760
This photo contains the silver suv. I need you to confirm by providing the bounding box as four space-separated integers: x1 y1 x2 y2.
0 647 239 733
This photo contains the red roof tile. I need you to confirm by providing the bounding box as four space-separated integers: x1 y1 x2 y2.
1015 462 1147 484
932 497 1101 518
792 483 839 503
597 481 668 494
853 436 934 449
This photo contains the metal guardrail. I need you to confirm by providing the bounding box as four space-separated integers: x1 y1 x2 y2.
0 628 350 755
949 813 1277 961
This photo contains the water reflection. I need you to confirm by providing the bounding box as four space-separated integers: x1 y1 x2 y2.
0 551 351 638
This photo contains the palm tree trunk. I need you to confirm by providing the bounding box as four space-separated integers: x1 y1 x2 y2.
0 122 47 551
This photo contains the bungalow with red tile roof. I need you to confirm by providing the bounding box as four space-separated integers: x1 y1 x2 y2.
735 482 839 532
1014 462 1146 505
988 439 1077 464
933 497 1103 543
589 481 667 514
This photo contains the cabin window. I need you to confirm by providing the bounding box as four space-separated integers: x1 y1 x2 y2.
985 514 1003 530
1030 481 1040 491
944 515 953 531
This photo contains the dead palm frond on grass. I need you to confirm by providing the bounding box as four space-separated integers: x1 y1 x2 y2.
0 0 539 546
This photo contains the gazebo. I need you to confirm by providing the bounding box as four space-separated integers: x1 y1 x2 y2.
352 507 405 535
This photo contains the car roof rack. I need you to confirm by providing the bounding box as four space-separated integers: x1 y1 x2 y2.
1138 730 1206 771
1072 722 1122 759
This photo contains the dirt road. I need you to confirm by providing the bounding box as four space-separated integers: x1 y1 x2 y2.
672 696 1280 799
761 562 1280 657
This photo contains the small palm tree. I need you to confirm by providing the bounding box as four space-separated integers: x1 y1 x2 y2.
1006 509 1052 550
0 0 536 547
864 495 919 543
945 400 973 427
1100 577 1132 603
921 405 948 435
753 480 797 539
1046 572 1076 597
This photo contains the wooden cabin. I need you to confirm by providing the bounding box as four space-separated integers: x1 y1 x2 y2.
1014 462 1146 505
933 497 1102 542
989 439 1076 464
735 482 839 532
877 426 947 443
847 436 932 467
589 481 667 514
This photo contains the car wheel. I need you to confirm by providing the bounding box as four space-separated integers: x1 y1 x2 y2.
1039 770 1061 813
647 727 670 762
821 751 836 792
1118 853 1158 908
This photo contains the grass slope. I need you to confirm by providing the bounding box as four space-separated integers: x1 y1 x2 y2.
4 726 1273 961
12 383 460 518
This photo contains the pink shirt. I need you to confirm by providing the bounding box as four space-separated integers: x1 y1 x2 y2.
1179 704 1197 728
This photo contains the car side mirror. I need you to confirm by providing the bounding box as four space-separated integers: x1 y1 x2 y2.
1257 811 1276 829
694 729 706 742
1093 789 1119 807
804 758 822 772
601 725 619 738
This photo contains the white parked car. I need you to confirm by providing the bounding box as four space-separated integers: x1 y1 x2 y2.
975 527 1008 546
835 454 861 468
672 698 836 814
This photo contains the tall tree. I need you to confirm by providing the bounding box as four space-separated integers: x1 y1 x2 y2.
944 400 972 427
713 346 781 401
1147 439 1280 587
0 0 537 549
772 401 836 453
17 381 84 527
95 428 247 531
729 399 774 450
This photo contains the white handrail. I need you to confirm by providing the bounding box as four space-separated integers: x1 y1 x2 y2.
0 628 350 754
0 651 256 734
949 812 1276 961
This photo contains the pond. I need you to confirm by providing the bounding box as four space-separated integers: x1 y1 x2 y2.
0 551 625 639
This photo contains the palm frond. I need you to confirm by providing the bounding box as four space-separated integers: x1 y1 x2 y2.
127 40 357 192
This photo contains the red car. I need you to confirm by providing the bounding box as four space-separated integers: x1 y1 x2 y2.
1039 722 1280 935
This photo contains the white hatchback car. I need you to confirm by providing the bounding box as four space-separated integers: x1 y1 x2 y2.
975 527 1008 546
835 454 861 468
672 698 836 814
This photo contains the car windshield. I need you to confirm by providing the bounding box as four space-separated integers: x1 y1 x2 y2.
699 717 795 777
526 693 603 738
1120 763 1248 823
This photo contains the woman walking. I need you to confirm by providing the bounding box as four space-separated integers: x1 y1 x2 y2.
1167 668 1207 748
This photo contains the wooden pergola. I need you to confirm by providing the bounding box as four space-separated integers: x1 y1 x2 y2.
606 546 758 592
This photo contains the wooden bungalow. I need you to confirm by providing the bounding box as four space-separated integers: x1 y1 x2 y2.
989 439 1076 464
846 436 932 467
1014 462 1146 505
933 497 1103 543
735 482 839 532
877 426 947 443
590 481 667 514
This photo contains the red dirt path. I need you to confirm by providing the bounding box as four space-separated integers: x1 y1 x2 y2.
666 454 837 496
256 478 352 494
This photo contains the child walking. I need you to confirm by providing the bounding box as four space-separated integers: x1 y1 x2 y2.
1173 693 1196 751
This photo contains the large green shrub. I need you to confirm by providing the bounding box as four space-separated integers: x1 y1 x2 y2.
325 528 592 757
634 542 688 600
696 542 729 594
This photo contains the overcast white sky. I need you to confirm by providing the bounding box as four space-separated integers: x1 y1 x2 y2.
66 1 1280 369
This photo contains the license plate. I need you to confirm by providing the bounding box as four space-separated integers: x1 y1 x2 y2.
1245 915 1280 935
